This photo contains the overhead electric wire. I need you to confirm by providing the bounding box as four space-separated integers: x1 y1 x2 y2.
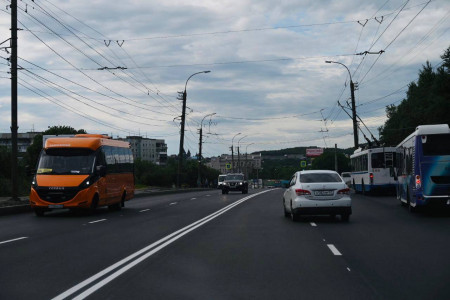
34 0 181 113
18 79 139 135
16 6 176 117
20 70 175 127
359 0 431 84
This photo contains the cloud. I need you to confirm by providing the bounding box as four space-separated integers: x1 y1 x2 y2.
0 0 448 155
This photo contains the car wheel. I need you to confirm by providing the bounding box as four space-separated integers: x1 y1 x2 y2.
341 214 350 222
290 202 299 222
283 199 289 217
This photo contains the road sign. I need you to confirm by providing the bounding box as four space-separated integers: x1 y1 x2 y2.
300 160 307 168
226 163 232 170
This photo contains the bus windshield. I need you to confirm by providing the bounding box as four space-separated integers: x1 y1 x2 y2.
37 148 96 175
422 134 450 156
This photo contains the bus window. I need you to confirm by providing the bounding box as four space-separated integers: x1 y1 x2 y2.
422 134 450 156
37 148 95 175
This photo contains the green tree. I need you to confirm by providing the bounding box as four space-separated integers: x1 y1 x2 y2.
379 46 450 146
23 126 86 170
311 151 350 174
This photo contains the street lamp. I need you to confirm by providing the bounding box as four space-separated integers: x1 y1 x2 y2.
177 70 211 188
237 135 247 173
325 60 358 148
197 112 216 187
245 142 254 179
231 133 241 173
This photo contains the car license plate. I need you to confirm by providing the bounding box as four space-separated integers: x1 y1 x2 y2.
48 204 63 209
314 190 333 196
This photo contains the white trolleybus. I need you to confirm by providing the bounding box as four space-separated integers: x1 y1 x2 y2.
350 147 398 194
394 124 450 211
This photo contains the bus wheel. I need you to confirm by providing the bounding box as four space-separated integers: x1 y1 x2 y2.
353 180 359 194
88 195 99 214
407 189 417 212
361 180 366 195
34 207 45 217
109 193 124 211
397 186 405 206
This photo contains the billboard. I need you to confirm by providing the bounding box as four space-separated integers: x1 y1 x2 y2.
306 148 323 157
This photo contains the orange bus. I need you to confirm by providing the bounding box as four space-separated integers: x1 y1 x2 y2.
30 134 135 216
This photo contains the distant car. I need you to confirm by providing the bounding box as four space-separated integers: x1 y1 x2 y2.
222 173 248 194
283 170 352 222
217 174 227 189
341 172 352 187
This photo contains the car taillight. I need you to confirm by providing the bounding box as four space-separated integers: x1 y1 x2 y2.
415 175 421 188
369 173 374 184
338 188 350 195
295 189 311 196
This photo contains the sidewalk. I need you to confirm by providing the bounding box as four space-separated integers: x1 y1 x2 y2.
0 187 213 216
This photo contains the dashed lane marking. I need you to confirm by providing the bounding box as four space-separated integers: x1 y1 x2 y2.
89 219 107 224
327 244 342 256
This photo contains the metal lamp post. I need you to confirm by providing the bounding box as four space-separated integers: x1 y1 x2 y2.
197 112 216 187
231 133 241 173
237 135 247 173
177 70 210 188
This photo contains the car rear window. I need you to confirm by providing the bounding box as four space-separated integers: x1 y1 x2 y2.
300 173 342 183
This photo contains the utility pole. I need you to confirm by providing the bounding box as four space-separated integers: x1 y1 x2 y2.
177 90 187 188
197 126 202 187
177 71 210 188
350 80 358 148
11 0 19 201
237 146 240 173
325 60 359 148
231 146 234 173
335 144 338 172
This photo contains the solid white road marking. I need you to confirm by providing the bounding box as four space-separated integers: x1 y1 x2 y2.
139 209 150 213
169 202 177 206
0 237 28 245
310 222 317 227
327 244 342 256
53 189 273 300
190 198 196 200
89 219 107 224
206 195 211 197
347 267 351 272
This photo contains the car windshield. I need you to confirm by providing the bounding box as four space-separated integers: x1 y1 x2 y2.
37 148 95 175
300 173 342 183
226 174 244 180
218 176 226 182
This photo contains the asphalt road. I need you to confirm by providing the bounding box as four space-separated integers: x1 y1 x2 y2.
1 189 449 299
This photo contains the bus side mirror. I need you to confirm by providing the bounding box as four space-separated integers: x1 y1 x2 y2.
26 165 36 176
96 165 106 176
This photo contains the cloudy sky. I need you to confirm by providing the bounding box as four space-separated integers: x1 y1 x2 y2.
1 0 449 156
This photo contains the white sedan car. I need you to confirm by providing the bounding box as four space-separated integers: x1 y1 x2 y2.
283 170 352 222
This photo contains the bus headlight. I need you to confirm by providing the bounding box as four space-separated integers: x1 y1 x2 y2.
31 176 37 188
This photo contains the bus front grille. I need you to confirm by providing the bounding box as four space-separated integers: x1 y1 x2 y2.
36 189 79 203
